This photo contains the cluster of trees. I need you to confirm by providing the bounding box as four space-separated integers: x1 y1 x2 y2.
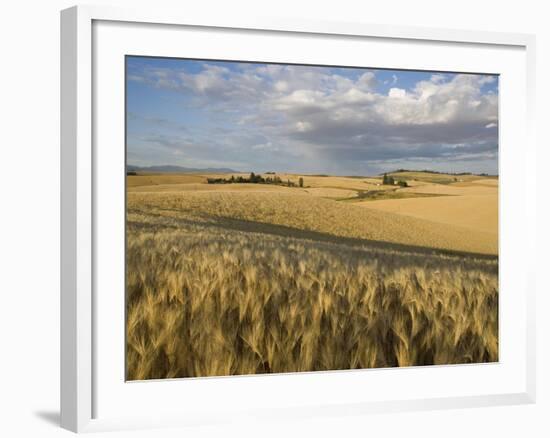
382 173 408 187
207 172 304 188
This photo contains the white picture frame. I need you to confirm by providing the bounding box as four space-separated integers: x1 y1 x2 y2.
60 4 537 433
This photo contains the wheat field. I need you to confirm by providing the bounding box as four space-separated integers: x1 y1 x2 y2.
126 184 498 380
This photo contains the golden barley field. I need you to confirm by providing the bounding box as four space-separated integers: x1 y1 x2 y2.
359 194 498 235
126 172 499 380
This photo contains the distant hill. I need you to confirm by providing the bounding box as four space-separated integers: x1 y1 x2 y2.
127 164 237 174
385 169 497 177
381 169 498 185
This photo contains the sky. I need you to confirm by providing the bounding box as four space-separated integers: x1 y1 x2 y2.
126 56 499 175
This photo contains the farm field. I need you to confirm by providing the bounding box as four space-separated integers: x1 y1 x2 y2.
358 178 498 236
125 58 500 382
358 194 497 235
126 171 499 380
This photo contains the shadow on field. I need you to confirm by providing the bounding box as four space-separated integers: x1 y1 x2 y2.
128 208 498 267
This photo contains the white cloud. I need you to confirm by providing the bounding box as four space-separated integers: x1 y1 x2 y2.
430 74 446 83
479 75 496 85
274 80 289 92
357 72 377 90
295 121 312 132
388 88 407 98
129 62 498 172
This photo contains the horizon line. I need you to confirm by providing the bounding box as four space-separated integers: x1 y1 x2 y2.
126 164 499 177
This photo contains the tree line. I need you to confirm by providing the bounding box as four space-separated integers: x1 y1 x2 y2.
207 172 304 188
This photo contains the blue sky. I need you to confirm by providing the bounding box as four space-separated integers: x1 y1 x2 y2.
126 56 499 175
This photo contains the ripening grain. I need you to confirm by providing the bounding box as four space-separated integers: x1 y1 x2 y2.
126 191 498 380
127 174 207 187
127 191 497 255
358 194 498 235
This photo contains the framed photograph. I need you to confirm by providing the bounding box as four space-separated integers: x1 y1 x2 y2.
61 5 536 433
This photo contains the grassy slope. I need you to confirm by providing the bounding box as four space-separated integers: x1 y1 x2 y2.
386 171 495 185
128 191 497 255
358 194 498 235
